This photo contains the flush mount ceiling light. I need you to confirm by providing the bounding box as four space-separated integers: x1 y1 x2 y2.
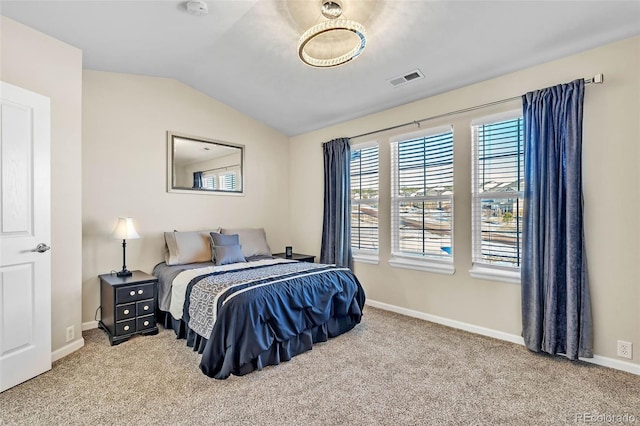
298 1 367 68
186 0 208 16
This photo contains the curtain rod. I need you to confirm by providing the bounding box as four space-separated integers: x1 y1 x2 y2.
201 164 240 173
344 73 604 141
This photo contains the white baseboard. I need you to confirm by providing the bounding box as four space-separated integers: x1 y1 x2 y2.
365 299 640 376
50 321 98 363
82 320 99 331
51 338 85 363
586 355 640 375
366 299 525 345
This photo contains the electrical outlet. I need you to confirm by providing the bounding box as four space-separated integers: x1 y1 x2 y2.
65 325 75 342
617 340 633 359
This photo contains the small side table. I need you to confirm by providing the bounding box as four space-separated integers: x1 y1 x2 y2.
99 270 159 345
272 252 315 263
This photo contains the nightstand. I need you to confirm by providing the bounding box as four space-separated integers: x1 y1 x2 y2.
99 270 158 345
272 252 316 263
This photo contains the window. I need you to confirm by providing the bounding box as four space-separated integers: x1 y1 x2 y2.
350 142 379 263
219 171 237 191
201 169 240 191
471 111 523 283
203 175 217 190
390 126 454 274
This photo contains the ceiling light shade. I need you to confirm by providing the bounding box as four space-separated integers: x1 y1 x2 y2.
186 0 208 16
298 1 367 68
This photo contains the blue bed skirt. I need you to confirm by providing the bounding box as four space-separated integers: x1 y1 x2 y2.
158 310 209 353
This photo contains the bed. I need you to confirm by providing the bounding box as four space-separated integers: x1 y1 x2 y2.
152 228 365 379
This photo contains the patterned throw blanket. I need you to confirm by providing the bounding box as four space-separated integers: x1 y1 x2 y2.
187 262 344 339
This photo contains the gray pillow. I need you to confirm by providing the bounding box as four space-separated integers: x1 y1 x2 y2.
214 245 246 266
210 232 240 262
165 231 217 265
210 232 239 247
220 228 271 258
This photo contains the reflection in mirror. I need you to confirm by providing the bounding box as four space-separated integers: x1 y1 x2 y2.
168 132 244 194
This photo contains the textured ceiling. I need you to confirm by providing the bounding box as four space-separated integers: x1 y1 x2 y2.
2 0 639 136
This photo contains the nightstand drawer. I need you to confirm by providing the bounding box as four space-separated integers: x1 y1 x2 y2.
136 300 154 316
136 315 156 331
115 283 154 304
115 303 136 320
115 319 136 336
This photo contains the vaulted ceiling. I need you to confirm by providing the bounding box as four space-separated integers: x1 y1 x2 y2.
2 1 639 136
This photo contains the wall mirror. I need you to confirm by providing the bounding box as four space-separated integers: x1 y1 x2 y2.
167 131 244 194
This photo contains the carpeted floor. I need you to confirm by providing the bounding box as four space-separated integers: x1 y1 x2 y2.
1 307 639 425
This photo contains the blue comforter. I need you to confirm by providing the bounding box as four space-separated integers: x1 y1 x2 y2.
181 262 365 379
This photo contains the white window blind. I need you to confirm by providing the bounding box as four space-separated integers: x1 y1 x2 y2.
350 142 379 253
219 172 237 191
391 126 454 267
203 175 217 190
471 112 523 272
202 170 238 191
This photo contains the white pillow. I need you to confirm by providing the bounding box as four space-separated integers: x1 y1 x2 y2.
220 228 271 258
164 230 218 265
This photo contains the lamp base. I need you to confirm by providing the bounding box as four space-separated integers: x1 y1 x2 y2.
116 269 132 278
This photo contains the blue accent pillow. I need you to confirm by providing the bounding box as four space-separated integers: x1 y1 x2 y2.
213 244 246 266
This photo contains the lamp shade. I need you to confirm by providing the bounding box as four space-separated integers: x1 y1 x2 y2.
112 217 141 240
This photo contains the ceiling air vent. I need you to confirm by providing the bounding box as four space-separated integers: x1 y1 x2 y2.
387 69 425 87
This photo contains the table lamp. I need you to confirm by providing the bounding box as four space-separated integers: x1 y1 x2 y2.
112 217 140 277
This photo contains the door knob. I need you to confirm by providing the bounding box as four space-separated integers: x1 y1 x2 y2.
34 243 51 253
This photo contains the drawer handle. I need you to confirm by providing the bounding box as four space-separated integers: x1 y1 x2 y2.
124 309 130 315
124 325 130 331
129 290 135 296
143 305 149 311
138 289 143 295
143 321 149 326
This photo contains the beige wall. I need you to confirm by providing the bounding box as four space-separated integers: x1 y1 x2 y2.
81 71 291 324
290 36 640 364
0 17 84 353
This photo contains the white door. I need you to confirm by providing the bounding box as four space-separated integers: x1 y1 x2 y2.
0 81 51 392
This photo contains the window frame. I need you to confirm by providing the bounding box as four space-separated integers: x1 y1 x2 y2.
389 125 455 275
350 141 380 264
201 167 241 192
470 110 523 284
